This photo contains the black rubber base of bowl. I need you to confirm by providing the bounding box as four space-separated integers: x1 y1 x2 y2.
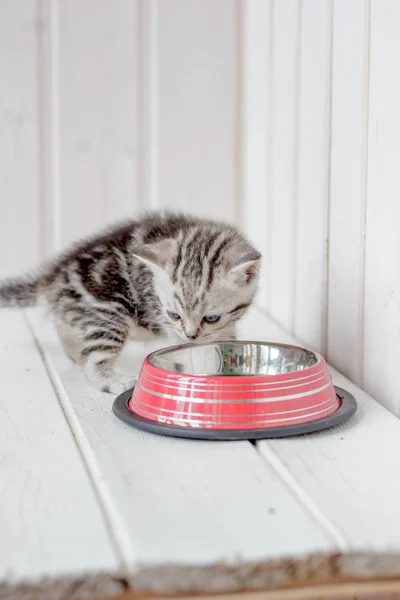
112 385 357 441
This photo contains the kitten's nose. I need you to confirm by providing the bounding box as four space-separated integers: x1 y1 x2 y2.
184 327 199 340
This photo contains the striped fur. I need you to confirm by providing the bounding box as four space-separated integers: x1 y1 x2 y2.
0 213 261 393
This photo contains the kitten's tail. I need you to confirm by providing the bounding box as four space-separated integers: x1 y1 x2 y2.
0 275 42 308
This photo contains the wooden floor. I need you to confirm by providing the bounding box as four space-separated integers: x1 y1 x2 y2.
2 306 400 600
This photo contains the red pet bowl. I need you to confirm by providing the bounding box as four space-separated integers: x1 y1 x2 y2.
113 341 356 440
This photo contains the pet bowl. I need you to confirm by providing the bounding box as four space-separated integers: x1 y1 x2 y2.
112 341 357 440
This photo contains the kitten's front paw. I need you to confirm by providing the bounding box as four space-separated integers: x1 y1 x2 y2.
101 373 137 395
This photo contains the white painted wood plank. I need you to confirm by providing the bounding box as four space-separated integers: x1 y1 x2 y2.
268 0 300 330
362 0 400 415
253 307 400 575
0 309 122 597
294 0 332 353
56 0 141 248
27 308 334 594
327 0 369 385
240 0 271 307
0 0 42 277
36 0 61 258
138 0 159 212
157 0 238 222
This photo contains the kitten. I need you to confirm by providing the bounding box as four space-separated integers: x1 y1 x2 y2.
0 213 261 393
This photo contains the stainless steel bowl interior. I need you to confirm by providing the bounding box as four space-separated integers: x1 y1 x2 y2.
148 342 318 376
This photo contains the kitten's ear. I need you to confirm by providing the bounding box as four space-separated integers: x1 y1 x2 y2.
132 239 177 270
227 250 261 287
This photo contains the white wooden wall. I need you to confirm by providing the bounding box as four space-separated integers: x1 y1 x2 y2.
1 0 399 417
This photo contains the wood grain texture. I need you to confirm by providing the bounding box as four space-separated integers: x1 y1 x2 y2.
327 0 370 385
293 0 332 353
268 0 300 329
56 0 141 248
240 0 271 307
362 0 400 415
157 0 237 221
27 307 335 595
255 307 400 577
0 310 122 598
0 0 42 277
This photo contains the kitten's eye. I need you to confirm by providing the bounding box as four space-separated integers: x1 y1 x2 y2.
203 315 221 324
167 311 181 320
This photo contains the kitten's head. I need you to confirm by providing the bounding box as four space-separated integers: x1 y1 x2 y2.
133 225 261 343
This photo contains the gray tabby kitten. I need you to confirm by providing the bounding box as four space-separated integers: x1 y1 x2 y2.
0 213 261 393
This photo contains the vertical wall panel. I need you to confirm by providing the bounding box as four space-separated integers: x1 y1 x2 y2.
0 1 41 277
56 0 141 248
241 0 271 307
138 0 159 213
37 0 60 258
268 0 299 329
294 0 332 353
157 0 237 222
327 0 370 384
363 0 400 414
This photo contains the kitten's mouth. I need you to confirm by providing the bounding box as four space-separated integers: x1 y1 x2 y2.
184 333 230 344
175 329 230 344
177 332 204 344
